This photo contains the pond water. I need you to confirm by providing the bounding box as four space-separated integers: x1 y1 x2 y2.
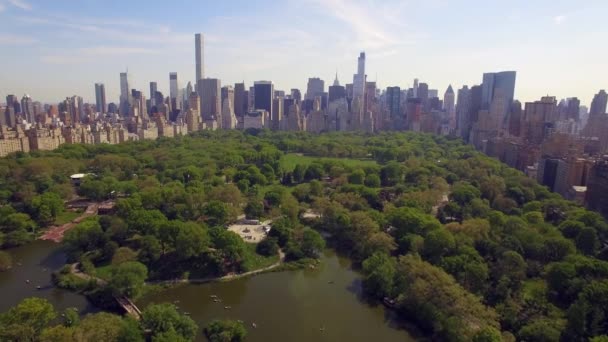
1 243 420 341
0 240 97 314
139 250 419 342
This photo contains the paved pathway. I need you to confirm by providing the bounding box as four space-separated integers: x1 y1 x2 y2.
39 204 98 242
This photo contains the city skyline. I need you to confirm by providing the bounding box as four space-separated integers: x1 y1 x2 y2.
0 0 607 105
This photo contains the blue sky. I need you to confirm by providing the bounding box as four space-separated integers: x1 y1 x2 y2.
0 0 606 106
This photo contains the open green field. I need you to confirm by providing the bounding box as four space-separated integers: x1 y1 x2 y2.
280 153 378 172
54 210 83 226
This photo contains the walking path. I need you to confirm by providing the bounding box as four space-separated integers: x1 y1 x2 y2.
148 249 286 285
39 204 99 242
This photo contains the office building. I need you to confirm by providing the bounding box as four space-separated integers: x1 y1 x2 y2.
95 83 106 114
444 85 455 128
481 71 516 122
119 72 131 116
306 77 325 100
234 83 247 117
170 72 181 111
590 90 607 115
254 81 274 116
199 78 221 121
149 82 158 107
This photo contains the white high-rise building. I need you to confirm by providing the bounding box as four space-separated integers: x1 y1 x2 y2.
353 52 366 98
195 33 204 83
119 71 131 116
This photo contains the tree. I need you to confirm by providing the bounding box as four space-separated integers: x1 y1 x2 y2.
348 169 365 185
63 220 106 257
472 327 503 342
175 222 210 259
257 237 279 256
73 312 125 342
0 297 56 341
304 163 324 181
300 228 326 258
30 192 64 226
61 307 80 327
393 255 499 341
576 227 599 256
364 174 381 188
204 319 247 342
111 247 138 265
422 229 455 260
40 325 76 341
450 182 481 206
204 200 231 227
109 261 148 299
139 235 162 264
141 303 198 341
244 199 264 219
362 253 396 298
518 320 562 342
380 162 403 186
293 164 307 183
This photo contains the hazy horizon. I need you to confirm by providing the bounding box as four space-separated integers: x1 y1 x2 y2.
0 0 606 106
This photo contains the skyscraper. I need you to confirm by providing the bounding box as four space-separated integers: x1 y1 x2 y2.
234 83 247 117
221 86 235 120
590 90 607 115
456 86 471 139
413 79 419 98
95 83 106 114
149 82 158 107
481 71 517 112
353 52 366 98
170 72 181 112
195 33 204 83
306 78 325 100
20 95 34 123
444 85 456 128
328 74 346 104
119 71 131 116
254 81 274 116
170 73 179 102
386 86 401 118
199 78 221 121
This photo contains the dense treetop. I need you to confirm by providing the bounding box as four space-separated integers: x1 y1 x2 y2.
2 130 608 341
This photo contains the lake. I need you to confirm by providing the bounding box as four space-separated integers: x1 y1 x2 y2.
1 243 419 341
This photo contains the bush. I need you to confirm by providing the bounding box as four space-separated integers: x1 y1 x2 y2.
204 320 247 342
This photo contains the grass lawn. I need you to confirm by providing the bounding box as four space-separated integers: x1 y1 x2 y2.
54 210 83 226
241 243 279 271
280 153 378 172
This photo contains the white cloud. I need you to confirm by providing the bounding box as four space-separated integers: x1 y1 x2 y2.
0 33 37 45
7 0 32 10
0 3 5 12
554 15 566 24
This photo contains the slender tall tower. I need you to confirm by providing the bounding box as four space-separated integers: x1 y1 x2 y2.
353 52 366 98
195 33 204 83
119 71 131 116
